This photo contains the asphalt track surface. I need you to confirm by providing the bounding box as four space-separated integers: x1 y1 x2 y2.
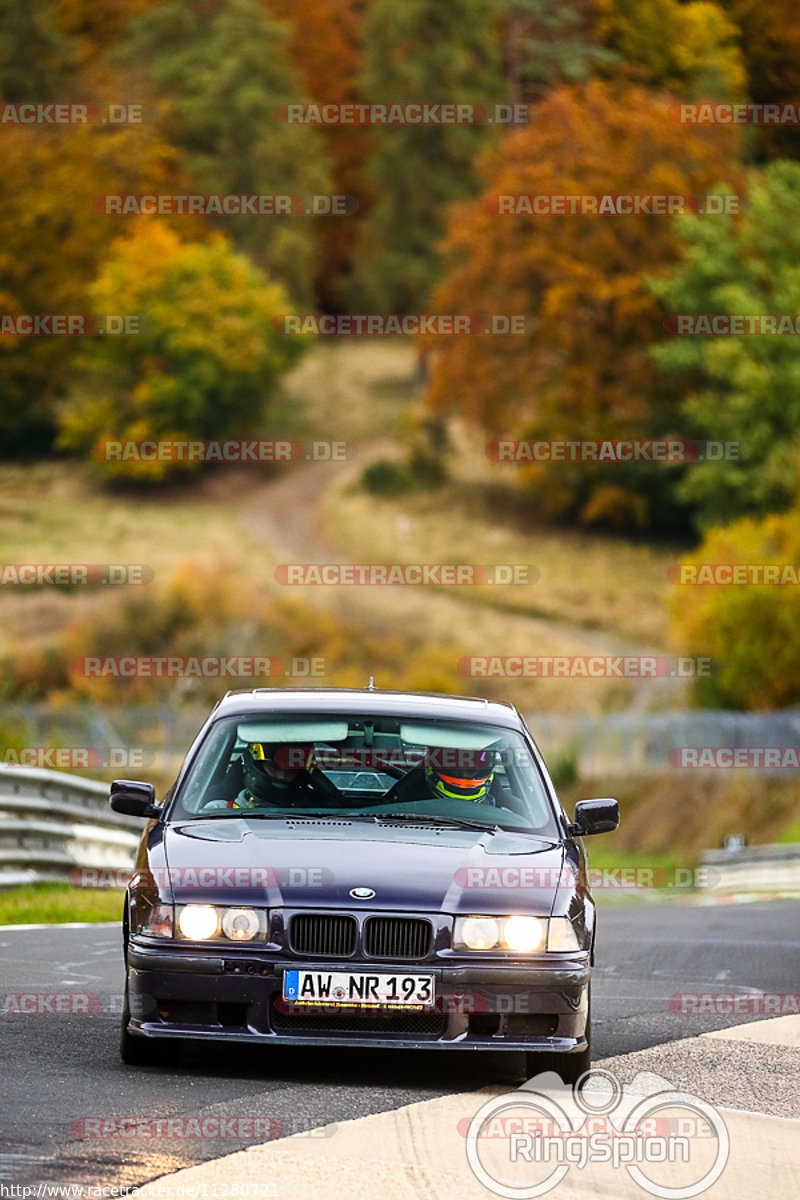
1 899 797 1190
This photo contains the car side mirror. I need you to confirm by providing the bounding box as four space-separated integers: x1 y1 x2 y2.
110 779 160 818
570 798 619 836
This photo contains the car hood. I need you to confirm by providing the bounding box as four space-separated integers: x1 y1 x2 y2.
159 818 567 915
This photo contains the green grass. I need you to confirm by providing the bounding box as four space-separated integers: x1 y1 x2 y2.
775 817 800 844
583 843 697 904
0 883 125 925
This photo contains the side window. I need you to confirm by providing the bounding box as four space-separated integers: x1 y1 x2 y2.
177 723 237 814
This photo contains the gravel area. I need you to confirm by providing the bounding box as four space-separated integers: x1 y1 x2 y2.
598 1036 800 1120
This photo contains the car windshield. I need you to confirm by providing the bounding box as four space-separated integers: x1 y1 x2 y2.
171 711 559 836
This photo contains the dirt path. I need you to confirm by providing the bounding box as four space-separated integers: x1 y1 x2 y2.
242 456 689 713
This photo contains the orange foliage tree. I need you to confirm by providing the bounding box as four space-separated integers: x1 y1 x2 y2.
425 80 742 532
0 120 188 453
720 0 800 159
267 0 372 308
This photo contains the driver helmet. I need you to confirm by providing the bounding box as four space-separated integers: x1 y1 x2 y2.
424 748 495 803
243 742 313 798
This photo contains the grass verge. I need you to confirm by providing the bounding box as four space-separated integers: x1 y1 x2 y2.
0 883 125 925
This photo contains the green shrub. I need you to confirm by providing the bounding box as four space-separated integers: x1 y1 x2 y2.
671 509 800 708
58 224 305 481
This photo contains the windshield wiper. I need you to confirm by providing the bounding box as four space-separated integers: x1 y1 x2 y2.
186 810 317 820
374 812 498 833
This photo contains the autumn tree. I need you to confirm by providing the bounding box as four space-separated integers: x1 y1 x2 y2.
0 121 185 455
112 0 331 304
505 1 614 103
268 0 372 308
348 0 506 312
58 223 304 481
425 80 742 532
719 0 800 159
650 160 800 528
671 509 800 709
0 0 76 100
594 0 747 101
53 0 161 61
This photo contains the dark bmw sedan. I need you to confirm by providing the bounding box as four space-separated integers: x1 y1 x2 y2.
111 688 618 1081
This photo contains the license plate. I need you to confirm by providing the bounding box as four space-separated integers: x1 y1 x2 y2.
283 969 435 1009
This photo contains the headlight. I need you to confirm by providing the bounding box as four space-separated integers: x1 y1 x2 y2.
503 915 547 952
175 905 267 942
178 905 219 940
459 916 501 950
453 914 580 953
221 907 261 942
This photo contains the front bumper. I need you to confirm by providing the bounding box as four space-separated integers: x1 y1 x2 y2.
125 941 591 1054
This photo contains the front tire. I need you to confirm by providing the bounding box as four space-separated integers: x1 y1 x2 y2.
524 996 591 1087
119 977 177 1066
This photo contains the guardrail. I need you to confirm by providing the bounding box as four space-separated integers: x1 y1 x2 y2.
0 764 141 889
699 842 800 893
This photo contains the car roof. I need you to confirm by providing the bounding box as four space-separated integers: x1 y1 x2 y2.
211 688 523 729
